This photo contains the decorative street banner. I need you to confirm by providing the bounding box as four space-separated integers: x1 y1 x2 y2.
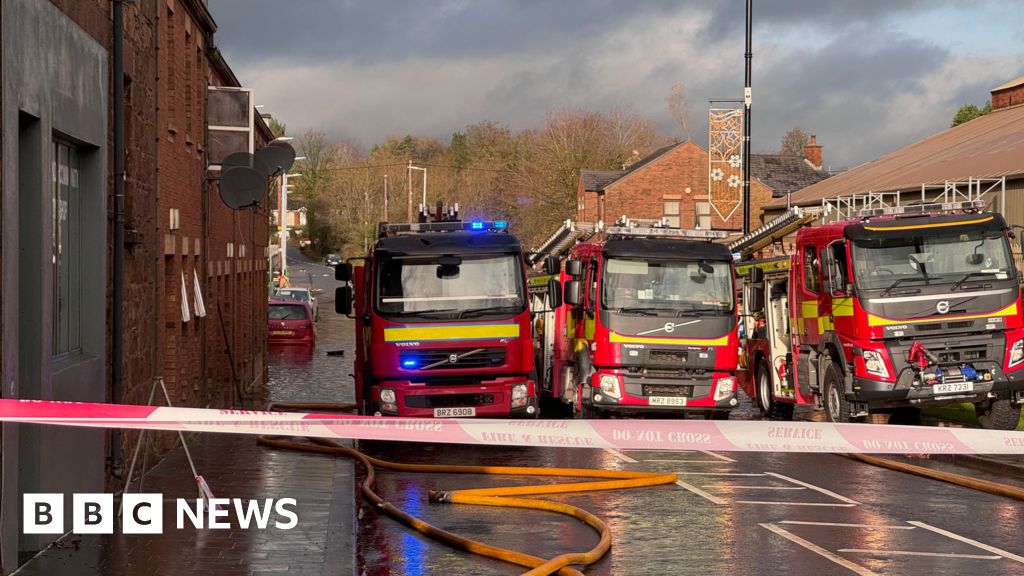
1 399 1022 455
708 108 744 221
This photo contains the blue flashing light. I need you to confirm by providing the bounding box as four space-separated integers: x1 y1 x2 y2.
470 221 485 231
494 220 508 230
401 359 418 369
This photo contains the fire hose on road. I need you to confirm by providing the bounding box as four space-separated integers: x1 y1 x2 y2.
259 402 677 576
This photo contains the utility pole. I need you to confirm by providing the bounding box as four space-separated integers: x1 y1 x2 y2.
407 160 413 223
383 173 389 222
742 0 753 235
279 172 288 274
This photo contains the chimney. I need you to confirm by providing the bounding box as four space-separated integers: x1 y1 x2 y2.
803 135 823 169
991 75 1024 110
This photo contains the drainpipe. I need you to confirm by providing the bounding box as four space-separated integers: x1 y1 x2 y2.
110 0 126 478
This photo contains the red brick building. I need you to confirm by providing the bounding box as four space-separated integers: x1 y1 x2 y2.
1 0 272 566
578 140 830 230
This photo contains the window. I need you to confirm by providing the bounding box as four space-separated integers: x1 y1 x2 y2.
376 254 525 317
828 242 849 294
696 201 712 230
662 201 680 228
53 140 82 354
802 245 820 294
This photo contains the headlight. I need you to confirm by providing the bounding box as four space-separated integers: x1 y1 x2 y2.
511 383 529 408
1010 340 1024 367
714 377 736 401
380 389 396 404
862 350 889 378
599 374 622 399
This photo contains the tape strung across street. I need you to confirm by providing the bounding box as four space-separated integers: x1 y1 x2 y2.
1 399 1022 455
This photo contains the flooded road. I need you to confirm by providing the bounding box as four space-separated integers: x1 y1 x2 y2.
272 249 1024 576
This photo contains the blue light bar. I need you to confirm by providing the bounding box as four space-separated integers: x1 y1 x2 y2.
401 359 418 368
470 221 485 231
494 220 508 230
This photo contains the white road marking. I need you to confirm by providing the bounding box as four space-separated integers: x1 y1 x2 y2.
908 521 1024 564
698 450 736 462
766 472 860 505
603 449 638 464
704 485 806 490
779 521 915 530
760 523 880 576
838 549 1000 560
739 501 856 507
675 480 727 505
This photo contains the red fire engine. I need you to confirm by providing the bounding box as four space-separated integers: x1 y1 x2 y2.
531 219 741 419
735 201 1024 429
335 205 548 418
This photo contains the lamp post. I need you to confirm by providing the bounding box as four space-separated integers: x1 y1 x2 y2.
280 161 304 275
407 161 427 221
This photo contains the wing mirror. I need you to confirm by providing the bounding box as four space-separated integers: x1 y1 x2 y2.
547 278 562 309
336 262 353 282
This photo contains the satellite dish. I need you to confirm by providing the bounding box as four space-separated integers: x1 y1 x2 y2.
223 151 272 178
254 140 296 177
220 166 268 209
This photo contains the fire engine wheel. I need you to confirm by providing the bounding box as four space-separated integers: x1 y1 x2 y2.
977 399 1022 431
823 362 856 423
756 360 793 421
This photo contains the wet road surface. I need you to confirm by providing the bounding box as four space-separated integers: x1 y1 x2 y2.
15 248 1022 575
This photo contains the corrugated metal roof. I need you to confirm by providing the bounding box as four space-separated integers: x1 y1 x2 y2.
768 103 1024 209
993 75 1024 92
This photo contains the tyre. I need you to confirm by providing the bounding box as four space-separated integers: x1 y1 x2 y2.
978 399 1022 431
756 360 794 421
823 362 856 423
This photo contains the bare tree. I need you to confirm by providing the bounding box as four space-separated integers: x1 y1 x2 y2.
779 126 810 157
666 82 691 141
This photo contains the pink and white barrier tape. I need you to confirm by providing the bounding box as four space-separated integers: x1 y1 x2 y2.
1 399 1022 454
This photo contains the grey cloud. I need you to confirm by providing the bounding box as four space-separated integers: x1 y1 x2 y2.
212 1 1023 168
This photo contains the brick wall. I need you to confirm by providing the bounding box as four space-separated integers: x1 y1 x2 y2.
578 141 773 230
992 84 1024 110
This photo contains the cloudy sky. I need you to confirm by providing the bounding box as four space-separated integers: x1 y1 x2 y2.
210 0 1024 169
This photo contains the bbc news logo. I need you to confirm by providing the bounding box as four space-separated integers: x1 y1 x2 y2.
23 494 298 534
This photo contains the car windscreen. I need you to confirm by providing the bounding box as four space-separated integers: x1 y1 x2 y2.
277 290 309 301
376 253 524 316
269 304 309 320
851 229 1014 290
602 258 734 312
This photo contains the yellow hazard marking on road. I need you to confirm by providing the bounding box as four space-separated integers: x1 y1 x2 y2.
384 323 520 342
867 302 1017 327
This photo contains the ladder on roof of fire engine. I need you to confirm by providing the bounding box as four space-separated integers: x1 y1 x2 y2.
820 177 1006 223
527 220 599 265
728 207 820 260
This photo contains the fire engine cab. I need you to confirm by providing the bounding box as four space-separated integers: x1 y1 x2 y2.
736 201 1024 429
531 218 740 419
335 204 541 418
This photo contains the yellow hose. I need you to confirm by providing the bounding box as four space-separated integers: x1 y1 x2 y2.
845 453 1024 501
260 402 677 576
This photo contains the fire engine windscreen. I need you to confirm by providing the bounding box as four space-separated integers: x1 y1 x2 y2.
850 230 1013 291
377 254 526 316
602 258 734 313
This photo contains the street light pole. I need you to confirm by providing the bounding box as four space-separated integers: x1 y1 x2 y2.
383 173 389 222
407 160 413 223
409 164 427 213
280 172 302 275
742 0 753 235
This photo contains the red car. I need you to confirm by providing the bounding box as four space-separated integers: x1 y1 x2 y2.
268 298 316 346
